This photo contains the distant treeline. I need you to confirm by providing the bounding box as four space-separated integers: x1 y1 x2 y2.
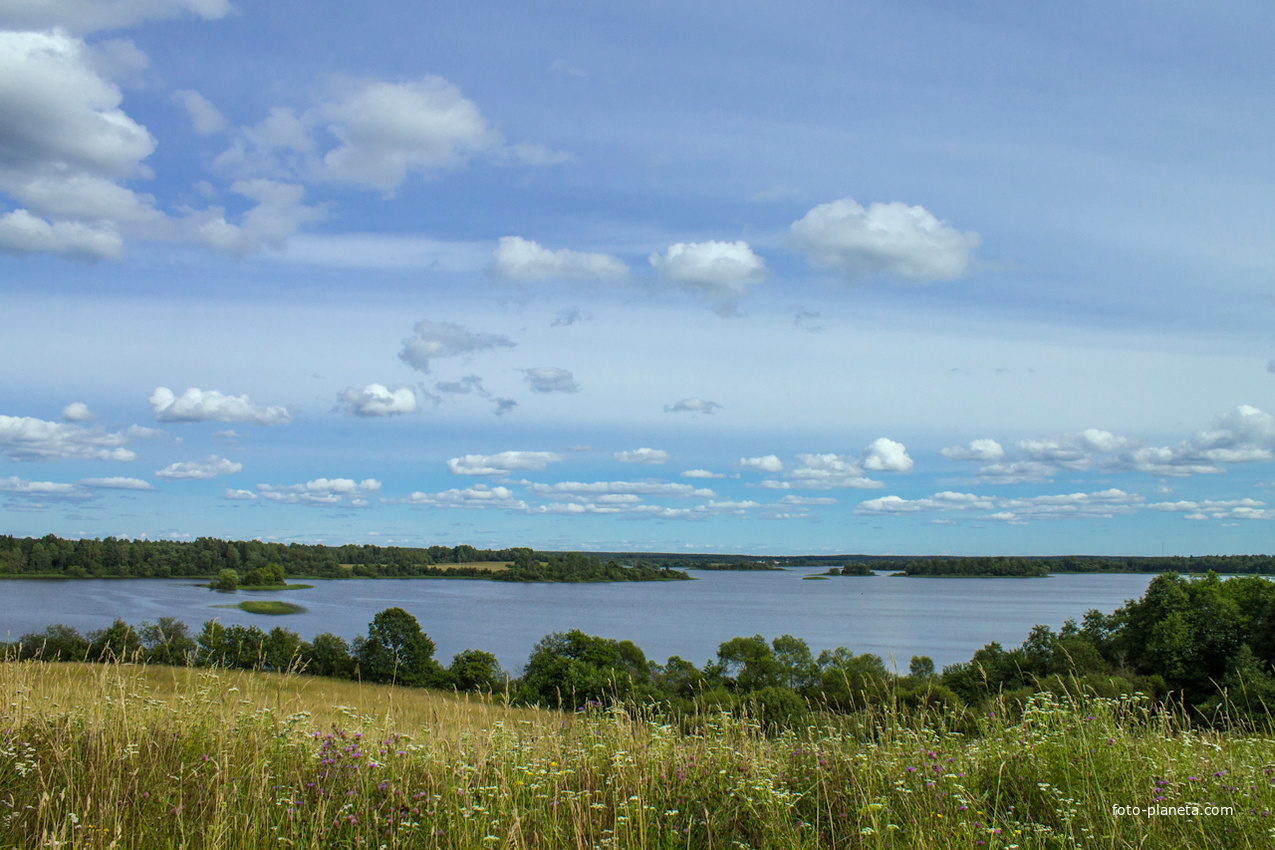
10 571 1275 726
0 535 688 583
890 555 1275 577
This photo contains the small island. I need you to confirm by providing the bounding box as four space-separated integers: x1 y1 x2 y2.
898 557 1048 578
215 600 306 616
822 564 875 576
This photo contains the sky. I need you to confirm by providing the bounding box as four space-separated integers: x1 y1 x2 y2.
2 0 1275 556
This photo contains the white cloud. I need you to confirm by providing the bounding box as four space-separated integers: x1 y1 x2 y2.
1150 498 1275 520
787 453 882 489
664 397 721 415
173 89 227 135
976 460 1057 484
648 240 768 302
155 455 242 481
522 367 580 394
223 488 257 501
1126 405 1275 476
398 320 515 373
739 455 784 473
337 383 418 417
149 387 291 425
256 477 381 506
860 437 913 473
791 198 980 282
995 489 1145 521
682 468 725 478
0 209 123 261
614 448 670 464
0 476 89 501
317 76 501 192
0 30 161 261
940 439 1005 462
0 0 231 35
856 489 1143 521
61 402 92 422
0 414 139 461
777 495 837 506
399 484 527 510
527 481 716 500
78 476 154 490
490 236 628 283
447 451 565 475
187 179 327 256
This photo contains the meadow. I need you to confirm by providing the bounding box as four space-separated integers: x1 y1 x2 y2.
3 660 1274 848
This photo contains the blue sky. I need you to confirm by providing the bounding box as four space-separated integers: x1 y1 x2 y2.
3 0 1275 555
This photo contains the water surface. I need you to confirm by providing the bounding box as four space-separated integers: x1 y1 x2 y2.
0 570 1155 671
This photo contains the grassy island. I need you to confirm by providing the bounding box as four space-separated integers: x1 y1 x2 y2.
215 600 306 616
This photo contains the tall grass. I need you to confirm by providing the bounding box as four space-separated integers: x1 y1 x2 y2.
3 660 1275 848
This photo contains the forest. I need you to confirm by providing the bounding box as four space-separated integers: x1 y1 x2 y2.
0 535 688 583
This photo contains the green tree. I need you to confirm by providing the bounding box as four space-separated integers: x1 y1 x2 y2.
88 619 142 661
213 569 238 591
355 607 438 686
449 649 506 692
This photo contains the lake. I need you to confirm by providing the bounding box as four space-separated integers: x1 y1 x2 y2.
0 569 1157 672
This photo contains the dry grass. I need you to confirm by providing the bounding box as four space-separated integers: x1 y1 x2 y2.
5 661 1275 848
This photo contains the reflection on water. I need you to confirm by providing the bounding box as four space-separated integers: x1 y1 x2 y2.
0 570 1155 672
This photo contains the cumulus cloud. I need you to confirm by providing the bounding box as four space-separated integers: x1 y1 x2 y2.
527 481 716 501
739 455 784 474
0 476 89 501
316 76 501 192
664 397 721 415
0 414 141 461
447 451 565 476
186 179 327 256
940 439 1005 462
173 88 227 135
0 210 124 261
0 30 162 261
786 453 882 489
791 198 979 282
522 367 580 394
149 387 291 425
682 469 725 479
1127 405 1275 476
0 0 232 35
399 484 527 510
61 402 92 422
78 476 154 490
943 408 1275 483
648 240 767 305
398 320 515 373
223 488 257 501
614 448 670 464
860 437 913 473
856 489 1143 522
490 236 628 283
154 455 242 481
1150 498 1275 521
337 383 418 417
256 477 381 507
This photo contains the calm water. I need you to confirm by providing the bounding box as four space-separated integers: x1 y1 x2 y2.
0 570 1156 672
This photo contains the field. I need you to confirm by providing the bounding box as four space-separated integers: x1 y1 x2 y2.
4 661 1275 848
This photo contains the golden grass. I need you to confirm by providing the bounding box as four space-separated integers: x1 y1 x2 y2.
0 661 553 743
6 662 1275 848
